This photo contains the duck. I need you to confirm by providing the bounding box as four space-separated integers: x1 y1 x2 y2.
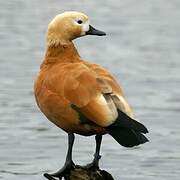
34 11 149 180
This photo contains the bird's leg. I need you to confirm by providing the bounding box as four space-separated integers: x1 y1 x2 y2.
79 135 102 170
44 133 75 180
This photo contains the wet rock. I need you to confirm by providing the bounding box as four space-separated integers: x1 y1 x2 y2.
64 166 114 180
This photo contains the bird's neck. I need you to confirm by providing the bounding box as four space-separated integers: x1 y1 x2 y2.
41 42 81 68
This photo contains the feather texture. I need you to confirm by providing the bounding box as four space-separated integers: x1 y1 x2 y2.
34 43 144 136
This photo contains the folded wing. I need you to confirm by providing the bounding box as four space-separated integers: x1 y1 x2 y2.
63 64 118 127
52 63 149 147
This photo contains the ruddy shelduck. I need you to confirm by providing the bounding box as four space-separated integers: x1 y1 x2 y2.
34 11 149 180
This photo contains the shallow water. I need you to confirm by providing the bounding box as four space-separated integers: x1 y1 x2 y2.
0 0 180 180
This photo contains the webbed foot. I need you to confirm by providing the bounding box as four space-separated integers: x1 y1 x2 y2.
44 160 75 180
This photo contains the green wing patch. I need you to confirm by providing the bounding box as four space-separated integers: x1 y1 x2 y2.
71 104 91 124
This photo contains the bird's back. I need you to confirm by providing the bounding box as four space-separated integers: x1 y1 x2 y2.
34 52 134 133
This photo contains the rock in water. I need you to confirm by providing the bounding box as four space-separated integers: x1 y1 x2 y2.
64 166 114 180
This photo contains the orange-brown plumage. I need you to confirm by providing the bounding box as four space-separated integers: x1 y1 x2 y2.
34 11 148 179
34 37 135 135
34 12 135 137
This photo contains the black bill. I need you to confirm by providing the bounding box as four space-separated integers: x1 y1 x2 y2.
86 25 106 36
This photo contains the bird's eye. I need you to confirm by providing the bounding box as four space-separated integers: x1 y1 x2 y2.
77 20 83 24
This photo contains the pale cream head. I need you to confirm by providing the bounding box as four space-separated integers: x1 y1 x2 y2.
47 11 90 46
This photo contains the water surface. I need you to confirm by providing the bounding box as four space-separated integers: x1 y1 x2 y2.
0 1 180 180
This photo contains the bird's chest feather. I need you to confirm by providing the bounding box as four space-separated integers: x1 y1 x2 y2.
35 83 104 135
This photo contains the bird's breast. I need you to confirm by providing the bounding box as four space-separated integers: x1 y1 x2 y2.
34 77 105 136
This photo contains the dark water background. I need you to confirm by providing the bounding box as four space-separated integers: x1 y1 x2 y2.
0 1 180 180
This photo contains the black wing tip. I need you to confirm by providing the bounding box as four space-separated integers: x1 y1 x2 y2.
121 134 149 147
139 133 149 144
117 109 149 134
106 126 149 148
144 127 149 134
140 124 149 134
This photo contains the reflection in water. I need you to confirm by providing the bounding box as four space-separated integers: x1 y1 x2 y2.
0 1 180 180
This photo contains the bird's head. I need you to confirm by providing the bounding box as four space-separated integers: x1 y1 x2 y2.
47 11 106 46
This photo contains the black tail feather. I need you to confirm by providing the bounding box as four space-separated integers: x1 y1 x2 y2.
106 126 148 147
114 109 148 134
106 110 149 147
